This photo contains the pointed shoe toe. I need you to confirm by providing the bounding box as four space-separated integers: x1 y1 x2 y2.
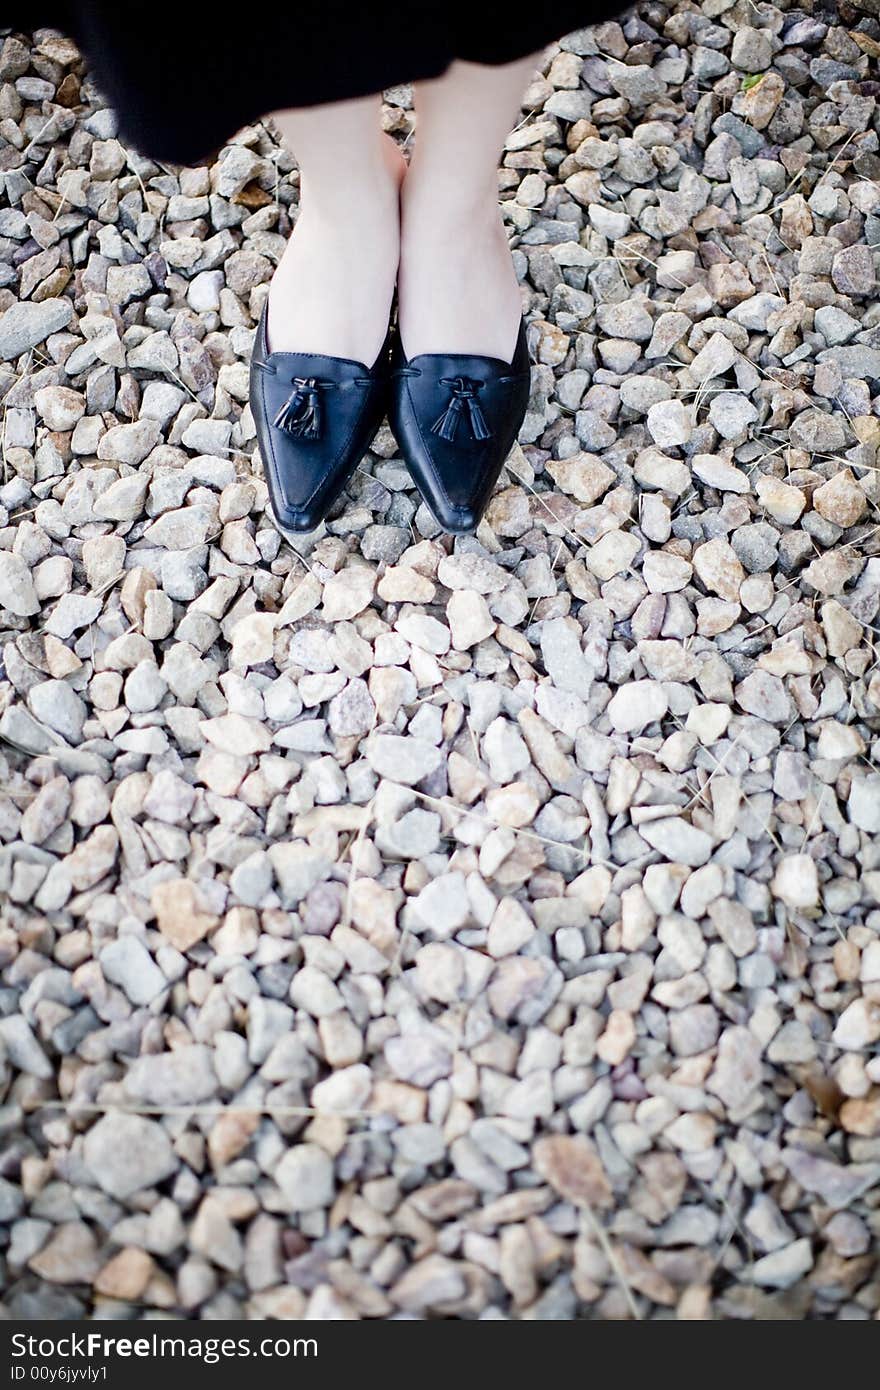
249 303 390 532
389 320 532 534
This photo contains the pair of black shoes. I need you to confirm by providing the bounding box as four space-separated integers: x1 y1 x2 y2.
249 302 532 535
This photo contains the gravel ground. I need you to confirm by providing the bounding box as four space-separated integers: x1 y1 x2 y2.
1 3 880 1321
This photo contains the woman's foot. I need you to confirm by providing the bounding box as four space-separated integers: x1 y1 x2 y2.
266 133 405 367
397 173 524 364
250 301 391 534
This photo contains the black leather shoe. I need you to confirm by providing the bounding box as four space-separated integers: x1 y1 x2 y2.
388 320 532 534
250 302 391 532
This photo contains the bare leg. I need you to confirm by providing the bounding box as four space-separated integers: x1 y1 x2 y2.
267 95 405 365
398 55 540 362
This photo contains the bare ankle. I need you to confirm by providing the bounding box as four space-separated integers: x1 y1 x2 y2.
297 138 403 218
402 172 499 232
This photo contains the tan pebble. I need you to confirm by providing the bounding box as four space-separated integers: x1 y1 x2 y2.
664 1112 717 1151
377 565 436 603
151 879 219 951
756 475 806 525
533 1133 612 1208
692 537 745 603
120 566 157 627
94 1247 154 1299
596 1009 636 1065
485 781 540 827
821 599 863 657
208 1111 260 1169
677 1284 714 1320
813 469 867 528
833 939 861 981
839 1092 880 1137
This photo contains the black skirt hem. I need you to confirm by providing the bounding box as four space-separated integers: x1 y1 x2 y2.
6 3 632 166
